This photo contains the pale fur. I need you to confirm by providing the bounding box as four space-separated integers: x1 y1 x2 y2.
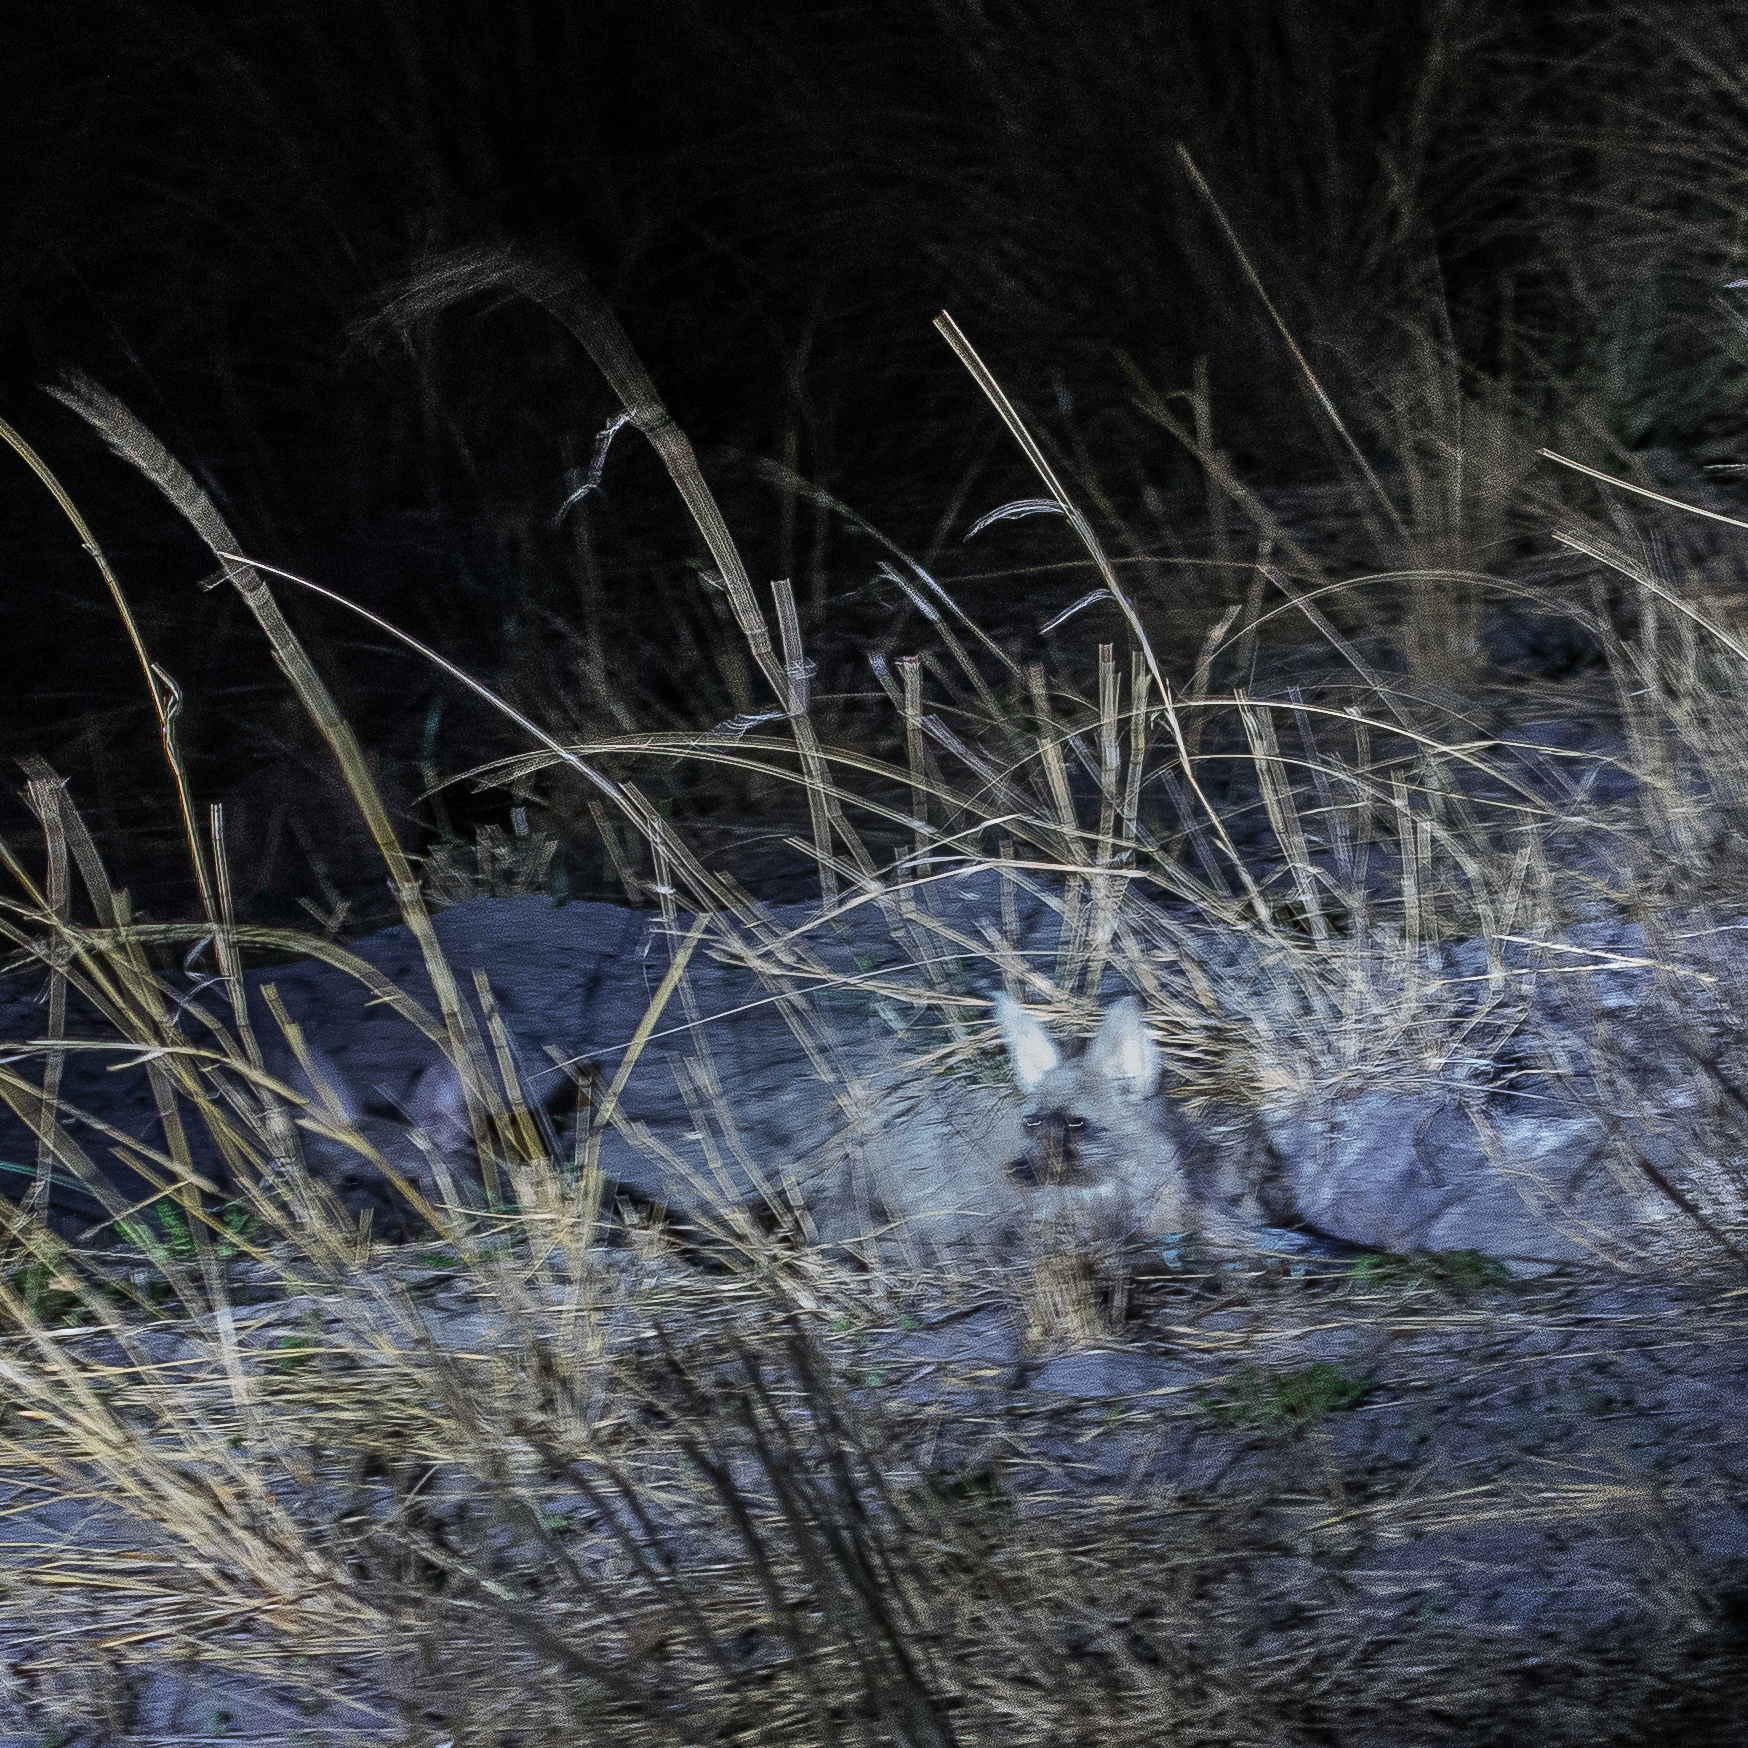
996 995 1251 1248
275 1001 1263 1258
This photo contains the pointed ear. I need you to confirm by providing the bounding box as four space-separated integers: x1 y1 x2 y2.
1085 997 1160 1099
408 1057 471 1145
293 1045 363 1126
996 993 1060 1095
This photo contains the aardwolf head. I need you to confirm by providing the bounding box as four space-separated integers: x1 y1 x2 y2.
995 995 1184 1210
286 1046 475 1235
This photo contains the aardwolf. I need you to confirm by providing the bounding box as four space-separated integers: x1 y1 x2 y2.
277 992 1295 1261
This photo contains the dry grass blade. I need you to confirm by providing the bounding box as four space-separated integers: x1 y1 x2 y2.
1174 145 1404 543
41 372 502 1129
0 413 222 926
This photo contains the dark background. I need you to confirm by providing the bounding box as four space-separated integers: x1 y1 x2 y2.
0 0 1742 926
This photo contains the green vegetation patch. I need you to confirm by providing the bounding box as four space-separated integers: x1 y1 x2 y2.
1199 1360 1375 1436
1345 1249 1510 1293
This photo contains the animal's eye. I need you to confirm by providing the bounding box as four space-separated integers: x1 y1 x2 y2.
1022 1115 1041 1131
1066 1117 1086 1131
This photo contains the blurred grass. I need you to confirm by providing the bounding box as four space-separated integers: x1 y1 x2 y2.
0 283 1746 1737
1 5 1748 1739
5 2 1748 921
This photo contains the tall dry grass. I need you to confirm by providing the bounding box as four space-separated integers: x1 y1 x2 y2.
2 222 1748 1739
